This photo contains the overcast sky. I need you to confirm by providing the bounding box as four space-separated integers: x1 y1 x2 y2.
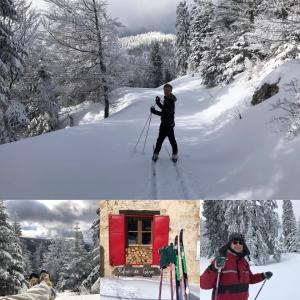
31 0 192 36
5 200 99 242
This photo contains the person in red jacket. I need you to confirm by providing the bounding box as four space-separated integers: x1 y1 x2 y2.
200 233 273 300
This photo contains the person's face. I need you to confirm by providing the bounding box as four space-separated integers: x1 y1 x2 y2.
164 87 172 97
40 273 48 281
230 239 244 253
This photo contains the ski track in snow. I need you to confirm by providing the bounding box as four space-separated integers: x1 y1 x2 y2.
152 152 195 200
173 159 195 199
151 159 158 199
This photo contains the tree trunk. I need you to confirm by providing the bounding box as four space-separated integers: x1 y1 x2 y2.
92 0 109 118
104 82 109 118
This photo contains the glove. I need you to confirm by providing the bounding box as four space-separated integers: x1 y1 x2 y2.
155 96 161 105
151 106 156 114
264 271 273 279
214 256 226 270
210 256 226 271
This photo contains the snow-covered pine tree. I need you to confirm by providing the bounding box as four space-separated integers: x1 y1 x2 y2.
79 208 100 294
44 0 122 118
42 238 72 286
175 1 190 77
121 32 175 88
200 219 210 257
273 226 284 262
282 200 299 252
7 0 39 89
259 200 281 258
20 242 32 277
199 0 266 86
32 243 46 273
149 42 163 88
188 0 214 74
224 200 251 236
202 200 228 257
0 201 25 296
26 64 59 136
57 226 92 291
0 0 27 144
245 201 270 265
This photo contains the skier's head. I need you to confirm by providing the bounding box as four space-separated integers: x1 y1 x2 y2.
29 273 39 288
39 270 49 281
39 270 53 288
228 233 245 254
163 84 173 97
219 232 250 257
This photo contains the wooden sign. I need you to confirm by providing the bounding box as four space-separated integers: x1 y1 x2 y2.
112 265 160 277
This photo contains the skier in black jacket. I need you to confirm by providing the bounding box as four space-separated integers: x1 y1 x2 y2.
151 83 178 162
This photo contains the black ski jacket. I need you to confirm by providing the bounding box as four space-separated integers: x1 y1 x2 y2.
152 94 177 127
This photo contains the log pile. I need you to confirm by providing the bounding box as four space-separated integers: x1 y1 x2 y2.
126 246 152 264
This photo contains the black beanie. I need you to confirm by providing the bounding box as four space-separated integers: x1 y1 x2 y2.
40 270 48 275
218 232 250 257
228 232 245 243
29 273 39 280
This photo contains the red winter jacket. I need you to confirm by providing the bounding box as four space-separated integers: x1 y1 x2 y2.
200 250 265 300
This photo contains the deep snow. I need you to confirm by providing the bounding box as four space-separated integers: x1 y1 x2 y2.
200 253 300 299
1 60 300 199
100 277 200 300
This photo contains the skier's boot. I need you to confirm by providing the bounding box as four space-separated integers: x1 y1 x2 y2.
152 152 159 162
172 153 178 163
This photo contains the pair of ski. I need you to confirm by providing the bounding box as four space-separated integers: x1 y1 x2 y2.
158 229 190 300
152 146 178 177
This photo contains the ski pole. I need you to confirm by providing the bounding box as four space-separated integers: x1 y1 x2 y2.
254 279 267 300
158 268 163 300
142 112 152 154
168 243 176 300
214 268 222 300
133 112 152 152
174 236 183 300
170 264 174 300
179 229 190 300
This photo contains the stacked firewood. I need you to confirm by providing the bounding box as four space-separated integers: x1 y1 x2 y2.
126 246 152 264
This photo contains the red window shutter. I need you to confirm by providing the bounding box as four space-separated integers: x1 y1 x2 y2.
109 214 126 266
152 215 170 265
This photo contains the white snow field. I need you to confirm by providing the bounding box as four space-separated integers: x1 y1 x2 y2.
1 59 300 199
56 291 99 300
100 277 200 300
200 253 300 299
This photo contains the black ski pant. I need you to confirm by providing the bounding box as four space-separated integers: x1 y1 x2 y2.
154 124 178 155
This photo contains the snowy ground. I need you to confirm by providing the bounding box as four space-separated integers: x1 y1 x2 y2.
100 277 200 300
2 60 300 198
56 291 98 300
200 253 300 299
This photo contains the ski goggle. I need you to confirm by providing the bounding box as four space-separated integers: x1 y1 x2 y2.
232 239 244 245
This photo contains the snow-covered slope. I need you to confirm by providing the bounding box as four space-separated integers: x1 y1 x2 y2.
100 277 200 300
1 60 300 199
200 253 300 299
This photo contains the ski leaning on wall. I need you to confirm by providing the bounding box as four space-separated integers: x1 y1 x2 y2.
158 229 189 300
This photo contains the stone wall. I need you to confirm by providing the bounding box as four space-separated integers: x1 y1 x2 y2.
100 200 200 284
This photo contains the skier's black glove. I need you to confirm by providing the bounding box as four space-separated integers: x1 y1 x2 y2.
151 106 156 114
264 271 273 279
155 96 161 105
